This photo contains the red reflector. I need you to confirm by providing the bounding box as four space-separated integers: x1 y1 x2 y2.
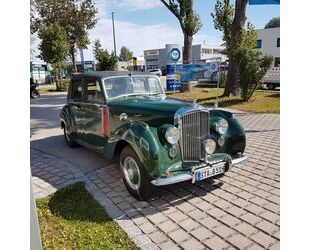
102 107 110 137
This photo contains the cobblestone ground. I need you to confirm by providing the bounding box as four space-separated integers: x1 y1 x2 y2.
31 113 280 250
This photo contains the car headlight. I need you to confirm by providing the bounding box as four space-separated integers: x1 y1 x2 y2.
203 139 217 154
215 119 229 135
165 126 180 145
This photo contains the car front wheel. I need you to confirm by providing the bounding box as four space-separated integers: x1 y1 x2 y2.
120 145 154 201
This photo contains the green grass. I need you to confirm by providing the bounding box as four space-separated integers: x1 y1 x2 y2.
167 87 280 113
36 182 137 250
37 85 68 95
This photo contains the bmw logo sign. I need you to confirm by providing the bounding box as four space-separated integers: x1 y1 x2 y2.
170 48 181 62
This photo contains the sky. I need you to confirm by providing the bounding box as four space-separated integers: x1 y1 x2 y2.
33 0 280 62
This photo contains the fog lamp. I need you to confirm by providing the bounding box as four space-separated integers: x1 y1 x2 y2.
203 139 217 155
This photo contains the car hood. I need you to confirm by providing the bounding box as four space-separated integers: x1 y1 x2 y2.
108 95 200 127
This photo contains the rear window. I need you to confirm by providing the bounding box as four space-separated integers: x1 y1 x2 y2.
71 79 83 101
85 79 105 102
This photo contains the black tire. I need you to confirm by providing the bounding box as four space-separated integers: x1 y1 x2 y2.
64 125 78 148
119 145 154 201
31 89 40 99
267 83 274 90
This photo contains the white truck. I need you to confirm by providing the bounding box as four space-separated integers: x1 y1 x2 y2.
262 67 280 90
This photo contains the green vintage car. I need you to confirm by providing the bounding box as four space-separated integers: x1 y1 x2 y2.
60 71 248 200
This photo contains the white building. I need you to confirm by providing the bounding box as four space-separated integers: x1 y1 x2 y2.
256 27 280 67
117 56 146 71
144 44 226 72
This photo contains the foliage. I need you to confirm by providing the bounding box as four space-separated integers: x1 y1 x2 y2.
211 0 272 100
32 0 98 72
219 73 227 88
211 0 234 56
231 23 273 101
265 17 280 29
236 48 273 101
56 79 70 91
38 23 69 70
36 182 137 249
167 87 280 113
161 0 202 64
93 39 118 71
211 0 248 97
119 46 133 61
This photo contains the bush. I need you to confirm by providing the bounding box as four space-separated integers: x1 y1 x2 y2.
56 79 70 91
236 48 273 101
219 73 227 88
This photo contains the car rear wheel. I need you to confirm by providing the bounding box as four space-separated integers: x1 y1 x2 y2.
64 125 78 148
120 145 154 201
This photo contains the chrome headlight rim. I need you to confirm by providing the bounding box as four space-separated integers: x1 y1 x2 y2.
203 138 217 155
215 118 229 135
165 126 180 145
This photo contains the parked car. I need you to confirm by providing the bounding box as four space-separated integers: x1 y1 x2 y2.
60 71 248 200
148 68 162 77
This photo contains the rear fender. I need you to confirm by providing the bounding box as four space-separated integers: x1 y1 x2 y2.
60 105 76 134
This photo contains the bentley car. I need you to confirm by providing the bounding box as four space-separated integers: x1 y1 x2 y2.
60 71 248 200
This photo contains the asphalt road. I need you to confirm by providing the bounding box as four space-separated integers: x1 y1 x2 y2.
30 94 111 174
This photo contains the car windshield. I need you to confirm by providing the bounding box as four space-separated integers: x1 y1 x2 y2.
103 76 164 99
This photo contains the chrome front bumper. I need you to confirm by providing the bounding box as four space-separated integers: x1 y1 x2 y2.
151 155 249 186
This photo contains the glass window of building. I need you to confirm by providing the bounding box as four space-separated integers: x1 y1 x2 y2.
256 39 262 48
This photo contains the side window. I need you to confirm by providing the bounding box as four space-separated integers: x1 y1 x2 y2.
85 78 105 102
72 79 84 101
256 39 262 49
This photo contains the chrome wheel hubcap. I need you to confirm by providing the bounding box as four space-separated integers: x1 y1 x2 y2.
123 157 141 190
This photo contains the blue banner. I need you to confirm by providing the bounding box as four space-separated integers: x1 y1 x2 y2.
249 0 280 5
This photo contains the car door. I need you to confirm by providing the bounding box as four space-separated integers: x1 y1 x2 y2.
81 77 108 150
67 77 85 139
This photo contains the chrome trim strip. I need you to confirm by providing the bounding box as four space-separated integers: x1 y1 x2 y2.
151 174 192 186
231 155 249 165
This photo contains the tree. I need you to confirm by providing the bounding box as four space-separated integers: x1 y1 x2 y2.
93 39 118 71
265 17 280 29
212 0 248 97
119 46 133 61
235 24 273 101
161 0 202 64
32 0 98 72
38 23 69 89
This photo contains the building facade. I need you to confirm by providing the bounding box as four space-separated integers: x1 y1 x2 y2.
256 27 280 67
144 44 226 72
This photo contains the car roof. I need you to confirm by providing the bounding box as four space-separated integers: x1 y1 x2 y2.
71 71 151 79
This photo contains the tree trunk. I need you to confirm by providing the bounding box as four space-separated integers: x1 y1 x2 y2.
70 45 77 73
183 34 193 64
222 0 248 97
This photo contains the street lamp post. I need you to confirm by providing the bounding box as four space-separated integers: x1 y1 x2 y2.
112 12 117 55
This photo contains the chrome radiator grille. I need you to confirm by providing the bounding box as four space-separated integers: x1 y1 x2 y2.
180 110 209 162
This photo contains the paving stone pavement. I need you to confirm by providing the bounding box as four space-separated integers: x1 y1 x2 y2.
31 112 280 250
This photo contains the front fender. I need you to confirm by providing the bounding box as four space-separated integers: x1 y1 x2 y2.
209 110 246 156
103 121 163 178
